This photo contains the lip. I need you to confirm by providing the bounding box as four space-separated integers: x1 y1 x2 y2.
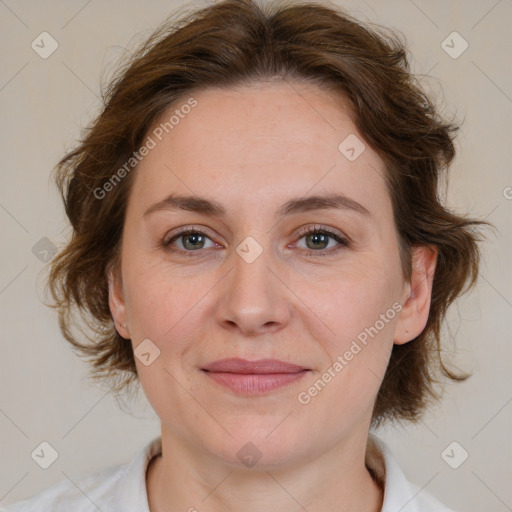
201 358 310 395
202 358 307 374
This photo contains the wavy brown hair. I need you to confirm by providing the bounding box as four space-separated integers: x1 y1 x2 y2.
47 0 487 425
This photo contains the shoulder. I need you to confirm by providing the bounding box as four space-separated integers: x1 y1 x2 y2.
1 463 127 512
1 437 161 512
367 434 456 512
405 480 456 512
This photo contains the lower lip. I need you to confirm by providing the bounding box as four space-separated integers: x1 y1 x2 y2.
202 370 309 395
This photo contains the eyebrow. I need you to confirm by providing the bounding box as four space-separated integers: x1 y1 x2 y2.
143 192 371 218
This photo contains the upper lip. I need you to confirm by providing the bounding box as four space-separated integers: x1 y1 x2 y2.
202 358 308 374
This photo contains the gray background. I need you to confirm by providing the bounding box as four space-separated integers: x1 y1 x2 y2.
0 0 511 510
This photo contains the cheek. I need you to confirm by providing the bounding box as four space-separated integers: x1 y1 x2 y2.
123 266 214 424
122 254 205 335
299 258 402 341
294 258 402 409
294 272 400 421
122 259 221 385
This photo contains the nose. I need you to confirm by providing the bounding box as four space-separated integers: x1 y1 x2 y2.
214 241 291 336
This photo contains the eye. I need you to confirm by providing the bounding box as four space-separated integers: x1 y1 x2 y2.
162 225 349 257
163 228 217 254
293 225 349 256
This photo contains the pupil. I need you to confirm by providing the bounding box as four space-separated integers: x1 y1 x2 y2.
184 233 204 249
308 233 327 249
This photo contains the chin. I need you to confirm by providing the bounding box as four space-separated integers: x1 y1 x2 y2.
198 420 310 470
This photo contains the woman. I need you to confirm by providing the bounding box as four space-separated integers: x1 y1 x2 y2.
4 0 485 510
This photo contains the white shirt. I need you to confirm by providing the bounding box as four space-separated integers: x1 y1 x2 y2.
2 434 454 511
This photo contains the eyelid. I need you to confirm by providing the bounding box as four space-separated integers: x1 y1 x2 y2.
290 224 350 256
163 225 218 244
294 224 349 244
162 224 350 255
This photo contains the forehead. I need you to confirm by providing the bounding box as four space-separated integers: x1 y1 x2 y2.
130 80 389 216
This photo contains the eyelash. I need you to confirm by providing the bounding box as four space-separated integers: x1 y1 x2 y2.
162 228 217 258
162 225 349 258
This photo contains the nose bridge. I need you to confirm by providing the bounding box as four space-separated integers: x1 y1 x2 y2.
215 233 290 334
233 236 272 299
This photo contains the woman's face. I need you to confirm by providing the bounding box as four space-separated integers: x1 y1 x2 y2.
109 80 430 468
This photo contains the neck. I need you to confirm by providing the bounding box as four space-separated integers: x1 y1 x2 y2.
146 428 384 512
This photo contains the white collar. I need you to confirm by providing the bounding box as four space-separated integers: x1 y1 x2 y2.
112 434 452 512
